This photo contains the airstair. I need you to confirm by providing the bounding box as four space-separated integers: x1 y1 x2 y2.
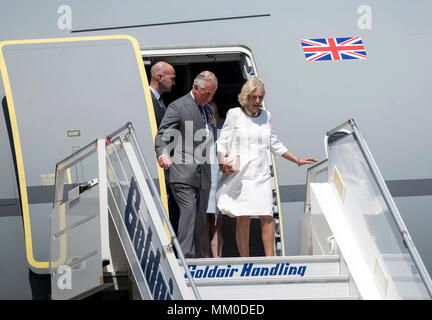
49 120 432 300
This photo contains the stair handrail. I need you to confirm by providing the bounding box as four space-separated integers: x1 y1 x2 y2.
347 118 432 298
304 159 328 214
106 122 201 300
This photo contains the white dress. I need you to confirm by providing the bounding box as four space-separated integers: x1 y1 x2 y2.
215 107 288 217
206 142 221 214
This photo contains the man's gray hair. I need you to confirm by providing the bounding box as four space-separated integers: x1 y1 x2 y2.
193 71 218 90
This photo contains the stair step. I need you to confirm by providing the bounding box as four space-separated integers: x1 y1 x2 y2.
287 295 360 300
185 255 341 265
190 275 350 285
191 275 353 300
177 256 358 299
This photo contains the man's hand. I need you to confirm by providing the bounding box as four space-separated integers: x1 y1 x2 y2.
158 155 172 169
219 163 236 176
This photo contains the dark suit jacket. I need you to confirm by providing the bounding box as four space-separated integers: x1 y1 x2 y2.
151 90 166 128
155 92 217 189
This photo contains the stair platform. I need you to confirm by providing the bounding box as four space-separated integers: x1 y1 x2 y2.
180 256 359 300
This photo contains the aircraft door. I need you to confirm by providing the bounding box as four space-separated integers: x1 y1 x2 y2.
0 35 160 274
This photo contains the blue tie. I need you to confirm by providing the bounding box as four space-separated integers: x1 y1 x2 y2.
198 105 206 123
199 105 210 137
158 97 166 112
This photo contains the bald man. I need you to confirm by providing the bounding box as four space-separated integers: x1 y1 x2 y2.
149 61 176 127
149 61 180 237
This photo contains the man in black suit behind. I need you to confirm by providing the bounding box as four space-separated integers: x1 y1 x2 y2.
149 61 176 127
155 71 218 258
149 61 181 234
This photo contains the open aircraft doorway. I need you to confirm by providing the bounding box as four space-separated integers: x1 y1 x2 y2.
141 46 286 257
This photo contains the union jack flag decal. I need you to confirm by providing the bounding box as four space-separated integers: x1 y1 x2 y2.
300 37 367 61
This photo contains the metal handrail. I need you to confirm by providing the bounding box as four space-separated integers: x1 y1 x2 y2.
106 122 201 300
348 118 432 298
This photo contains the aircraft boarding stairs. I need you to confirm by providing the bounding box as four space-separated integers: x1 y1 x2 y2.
49 121 432 300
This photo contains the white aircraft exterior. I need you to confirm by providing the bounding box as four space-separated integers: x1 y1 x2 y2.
0 1 431 299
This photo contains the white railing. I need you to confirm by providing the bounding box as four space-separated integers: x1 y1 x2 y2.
304 119 432 299
50 123 200 300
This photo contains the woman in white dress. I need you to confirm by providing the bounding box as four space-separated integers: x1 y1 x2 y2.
216 77 317 257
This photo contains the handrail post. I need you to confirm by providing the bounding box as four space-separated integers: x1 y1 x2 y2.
304 159 328 214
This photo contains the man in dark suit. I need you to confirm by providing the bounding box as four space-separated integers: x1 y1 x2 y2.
155 71 218 258
149 61 176 127
149 61 181 234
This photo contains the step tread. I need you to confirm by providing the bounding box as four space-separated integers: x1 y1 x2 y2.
284 296 360 300
188 275 350 286
183 255 340 265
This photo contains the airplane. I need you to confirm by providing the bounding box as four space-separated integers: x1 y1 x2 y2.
0 0 431 299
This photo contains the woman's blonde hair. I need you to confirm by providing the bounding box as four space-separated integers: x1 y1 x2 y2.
238 76 265 107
